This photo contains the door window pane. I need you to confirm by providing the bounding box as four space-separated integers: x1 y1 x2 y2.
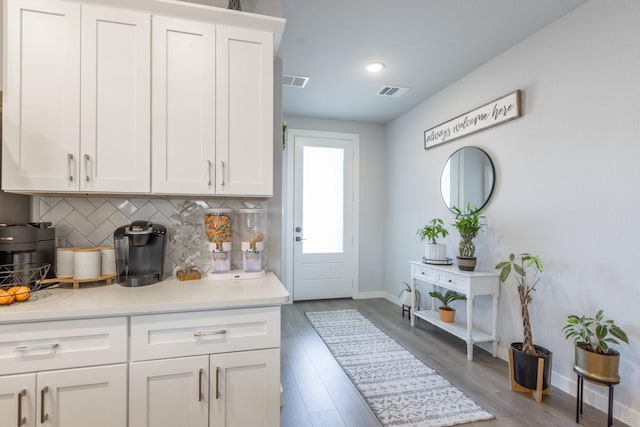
302 146 344 254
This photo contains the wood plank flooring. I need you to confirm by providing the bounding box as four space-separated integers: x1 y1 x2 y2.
281 298 627 427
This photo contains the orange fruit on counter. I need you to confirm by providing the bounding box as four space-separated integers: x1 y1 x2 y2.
11 286 31 302
0 289 15 305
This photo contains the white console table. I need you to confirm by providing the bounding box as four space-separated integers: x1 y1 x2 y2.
409 261 500 361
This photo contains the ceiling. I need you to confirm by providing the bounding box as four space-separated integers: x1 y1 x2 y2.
281 0 587 124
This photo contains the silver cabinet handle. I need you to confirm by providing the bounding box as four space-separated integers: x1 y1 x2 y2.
193 329 227 337
207 160 212 186
198 368 204 402
220 160 225 186
67 153 74 182
84 154 90 182
40 386 48 424
15 343 59 353
17 389 26 427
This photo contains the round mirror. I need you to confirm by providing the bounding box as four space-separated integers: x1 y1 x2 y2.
440 146 495 212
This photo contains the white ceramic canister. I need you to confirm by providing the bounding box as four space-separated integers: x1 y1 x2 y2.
73 248 101 279
100 246 116 276
56 247 75 278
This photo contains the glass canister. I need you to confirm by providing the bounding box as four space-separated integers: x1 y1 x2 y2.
236 208 266 273
204 208 234 273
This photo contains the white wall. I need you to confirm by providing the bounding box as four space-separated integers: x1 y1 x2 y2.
283 115 386 297
384 0 640 423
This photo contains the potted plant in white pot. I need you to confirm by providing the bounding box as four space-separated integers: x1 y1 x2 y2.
417 218 449 261
563 309 629 382
452 204 484 271
428 290 466 323
496 252 552 401
398 282 421 310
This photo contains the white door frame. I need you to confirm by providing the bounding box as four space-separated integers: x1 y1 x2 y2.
283 128 359 301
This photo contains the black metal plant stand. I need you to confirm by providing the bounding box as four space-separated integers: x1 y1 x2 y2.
574 367 619 427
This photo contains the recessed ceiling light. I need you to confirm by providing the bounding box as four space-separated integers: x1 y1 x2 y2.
364 62 385 73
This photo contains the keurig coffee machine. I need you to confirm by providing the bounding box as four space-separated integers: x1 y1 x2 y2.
114 221 166 287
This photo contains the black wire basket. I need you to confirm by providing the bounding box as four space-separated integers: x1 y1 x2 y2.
0 263 51 303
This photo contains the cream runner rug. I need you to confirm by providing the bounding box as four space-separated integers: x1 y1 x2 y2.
305 309 494 427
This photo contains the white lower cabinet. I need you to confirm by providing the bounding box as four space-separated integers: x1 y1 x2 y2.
0 364 127 427
130 356 209 427
129 349 280 427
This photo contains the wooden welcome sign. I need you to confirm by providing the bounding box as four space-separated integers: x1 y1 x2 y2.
424 90 522 149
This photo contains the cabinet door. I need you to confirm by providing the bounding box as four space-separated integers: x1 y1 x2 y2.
216 26 273 196
210 348 280 427
151 16 216 195
80 5 151 193
0 373 36 427
37 364 127 427
129 355 208 427
2 0 80 192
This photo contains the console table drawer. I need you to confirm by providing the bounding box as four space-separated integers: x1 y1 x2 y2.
436 273 468 291
130 306 280 361
0 317 127 374
411 265 437 282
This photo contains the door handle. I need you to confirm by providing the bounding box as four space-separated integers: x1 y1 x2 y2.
207 160 212 186
17 389 26 427
40 386 48 423
215 367 220 399
220 161 225 186
66 153 74 182
84 154 90 182
198 368 203 402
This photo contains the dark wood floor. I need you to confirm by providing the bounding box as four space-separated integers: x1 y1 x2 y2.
280 298 626 427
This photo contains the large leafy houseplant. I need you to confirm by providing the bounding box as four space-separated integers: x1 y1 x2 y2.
451 204 484 258
563 310 629 355
495 253 543 356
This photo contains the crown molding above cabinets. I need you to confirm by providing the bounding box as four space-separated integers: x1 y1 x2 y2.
1 0 284 198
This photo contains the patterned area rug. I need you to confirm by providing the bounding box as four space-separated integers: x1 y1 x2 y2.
305 309 494 427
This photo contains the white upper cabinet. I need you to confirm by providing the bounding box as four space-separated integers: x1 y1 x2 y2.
2 0 81 192
151 16 216 195
80 5 151 193
2 0 282 197
216 26 273 197
2 0 151 193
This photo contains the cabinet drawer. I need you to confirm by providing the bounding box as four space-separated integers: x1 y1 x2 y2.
436 273 468 293
130 306 280 361
412 265 436 282
0 317 127 375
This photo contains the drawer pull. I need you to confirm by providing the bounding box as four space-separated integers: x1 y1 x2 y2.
215 367 220 399
448 279 452 283
15 343 59 353
198 368 204 402
193 329 227 337
40 386 48 424
17 389 26 427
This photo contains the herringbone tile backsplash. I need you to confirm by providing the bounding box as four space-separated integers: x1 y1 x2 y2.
39 196 268 275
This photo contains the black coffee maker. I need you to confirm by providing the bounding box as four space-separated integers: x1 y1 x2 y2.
0 222 56 279
114 221 166 287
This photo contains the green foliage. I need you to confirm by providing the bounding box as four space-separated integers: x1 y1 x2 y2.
563 310 629 355
416 218 449 244
451 204 484 257
398 281 421 302
428 290 467 309
495 253 543 286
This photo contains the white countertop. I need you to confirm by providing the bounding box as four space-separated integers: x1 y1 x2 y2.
0 272 290 324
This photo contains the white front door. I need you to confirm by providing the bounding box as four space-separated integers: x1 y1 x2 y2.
291 129 358 300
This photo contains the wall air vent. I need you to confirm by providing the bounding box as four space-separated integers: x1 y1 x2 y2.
377 85 409 97
283 74 309 88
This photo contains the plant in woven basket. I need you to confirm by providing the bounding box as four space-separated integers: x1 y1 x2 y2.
495 253 543 356
563 310 629 355
451 204 484 258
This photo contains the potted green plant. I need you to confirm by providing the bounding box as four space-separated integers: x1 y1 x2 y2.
398 282 421 309
428 290 466 322
563 310 629 382
417 218 449 261
496 253 552 398
452 204 484 271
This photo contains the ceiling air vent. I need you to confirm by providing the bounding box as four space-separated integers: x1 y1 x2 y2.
283 74 309 88
377 85 408 97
